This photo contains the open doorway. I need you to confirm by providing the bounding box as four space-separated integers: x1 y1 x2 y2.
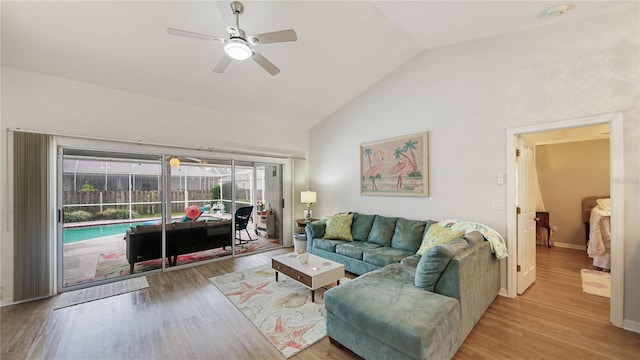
506 112 624 327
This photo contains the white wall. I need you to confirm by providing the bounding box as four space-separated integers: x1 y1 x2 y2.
309 11 640 323
0 67 309 303
537 139 610 247
1 67 308 157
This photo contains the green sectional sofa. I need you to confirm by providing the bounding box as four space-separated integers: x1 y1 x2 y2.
306 214 500 359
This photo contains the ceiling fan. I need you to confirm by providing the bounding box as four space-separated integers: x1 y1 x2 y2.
167 0 297 76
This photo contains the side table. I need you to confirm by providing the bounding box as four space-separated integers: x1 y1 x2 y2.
295 218 318 228
536 211 550 248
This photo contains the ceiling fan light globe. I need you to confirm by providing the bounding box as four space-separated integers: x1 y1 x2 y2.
224 39 252 60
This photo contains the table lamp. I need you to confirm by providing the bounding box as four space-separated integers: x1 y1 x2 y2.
301 191 316 222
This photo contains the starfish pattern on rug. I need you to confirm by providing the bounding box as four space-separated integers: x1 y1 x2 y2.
225 281 272 303
266 316 315 351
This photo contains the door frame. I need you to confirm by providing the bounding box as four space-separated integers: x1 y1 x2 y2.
506 112 624 327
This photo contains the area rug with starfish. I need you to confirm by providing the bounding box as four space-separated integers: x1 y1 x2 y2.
210 264 345 358
581 268 611 298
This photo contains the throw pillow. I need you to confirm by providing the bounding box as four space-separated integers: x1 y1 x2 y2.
323 214 354 241
415 238 469 291
416 223 465 256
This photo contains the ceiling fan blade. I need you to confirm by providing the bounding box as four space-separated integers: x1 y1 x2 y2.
216 0 237 32
167 28 225 43
248 29 297 45
213 55 233 73
252 51 280 76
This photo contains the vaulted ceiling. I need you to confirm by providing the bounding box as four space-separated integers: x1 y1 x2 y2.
2 1 636 129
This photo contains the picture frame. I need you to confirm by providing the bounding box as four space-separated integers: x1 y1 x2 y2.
360 132 429 197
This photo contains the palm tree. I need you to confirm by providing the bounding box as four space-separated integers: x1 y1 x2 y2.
393 147 403 160
403 140 419 173
363 147 373 169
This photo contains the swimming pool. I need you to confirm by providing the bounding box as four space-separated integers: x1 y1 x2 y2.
63 222 145 244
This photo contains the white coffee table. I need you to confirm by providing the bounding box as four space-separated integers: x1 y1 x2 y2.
271 252 345 302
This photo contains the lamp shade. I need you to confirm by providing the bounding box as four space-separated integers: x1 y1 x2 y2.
301 191 316 204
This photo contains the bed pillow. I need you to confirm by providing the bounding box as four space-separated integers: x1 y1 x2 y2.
596 198 611 211
323 214 354 241
416 223 465 256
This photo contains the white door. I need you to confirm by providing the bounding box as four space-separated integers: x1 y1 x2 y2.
517 135 537 294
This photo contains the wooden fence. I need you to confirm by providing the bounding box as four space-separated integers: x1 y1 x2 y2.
63 190 215 215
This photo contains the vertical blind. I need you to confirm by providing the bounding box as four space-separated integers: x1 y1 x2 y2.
13 132 51 301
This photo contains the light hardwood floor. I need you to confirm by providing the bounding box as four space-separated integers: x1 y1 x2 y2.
1 246 639 359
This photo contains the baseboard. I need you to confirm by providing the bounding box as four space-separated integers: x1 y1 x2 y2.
553 242 586 250
1 294 51 308
498 288 509 297
623 319 640 333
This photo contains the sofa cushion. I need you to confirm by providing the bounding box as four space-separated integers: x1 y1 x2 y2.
363 247 414 267
351 213 376 241
367 216 398 246
400 254 421 267
307 219 326 239
323 214 354 241
313 238 349 252
414 238 470 291
416 223 465 256
391 218 427 252
336 241 382 260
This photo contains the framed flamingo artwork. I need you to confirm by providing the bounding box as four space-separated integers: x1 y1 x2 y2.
360 132 429 196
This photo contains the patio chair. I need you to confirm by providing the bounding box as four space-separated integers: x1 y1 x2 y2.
235 206 255 244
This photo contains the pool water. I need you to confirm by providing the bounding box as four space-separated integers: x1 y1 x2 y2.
63 222 145 244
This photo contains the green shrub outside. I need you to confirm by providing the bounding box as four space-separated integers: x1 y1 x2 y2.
211 182 238 200
95 208 138 220
80 183 97 191
64 210 92 223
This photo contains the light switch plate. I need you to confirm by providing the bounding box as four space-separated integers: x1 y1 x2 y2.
492 200 505 209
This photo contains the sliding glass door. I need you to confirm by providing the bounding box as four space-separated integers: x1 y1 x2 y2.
165 156 234 266
233 162 283 254
59 148 285 291
60 150 165 288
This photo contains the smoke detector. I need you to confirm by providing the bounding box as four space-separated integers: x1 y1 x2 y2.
547 4 570 17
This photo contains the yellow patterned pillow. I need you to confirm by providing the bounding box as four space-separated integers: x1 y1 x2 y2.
416 223 465 256
323 214 354 241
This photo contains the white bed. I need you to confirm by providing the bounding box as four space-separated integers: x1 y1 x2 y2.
584 197 611 270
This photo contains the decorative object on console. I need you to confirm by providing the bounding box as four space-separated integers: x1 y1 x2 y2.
296 252 309 264
360 132 429 197
301 191 316 222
